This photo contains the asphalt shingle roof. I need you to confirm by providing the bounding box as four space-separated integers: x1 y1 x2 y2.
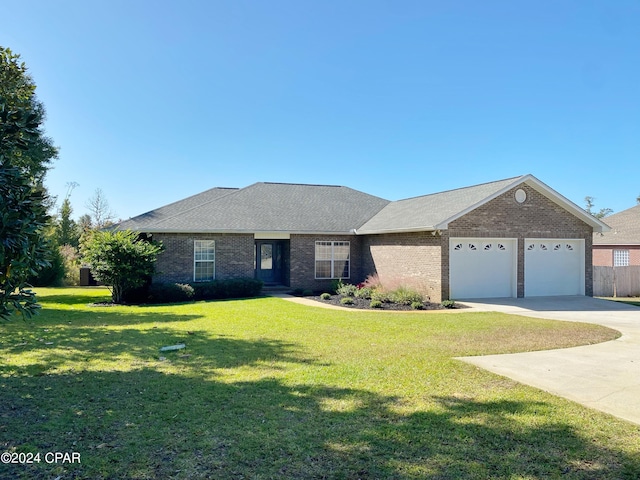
593 204 640 245
117 174 609 235
356 176 524 233
119 182 390 233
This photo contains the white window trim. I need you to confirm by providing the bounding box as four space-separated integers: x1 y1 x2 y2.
613 249 630 267
194 239 216 282
315 241 350 279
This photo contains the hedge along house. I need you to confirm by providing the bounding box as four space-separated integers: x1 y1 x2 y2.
116 175 609 302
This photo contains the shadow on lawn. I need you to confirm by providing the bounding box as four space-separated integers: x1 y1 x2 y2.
2 367 639 479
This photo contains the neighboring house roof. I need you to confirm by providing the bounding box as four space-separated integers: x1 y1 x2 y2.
593 204 640 245
356 174 610 234
117 174 610 235
119 182 390 234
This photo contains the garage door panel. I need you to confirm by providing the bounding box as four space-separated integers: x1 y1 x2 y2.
450 238 516 299
524 239 584 296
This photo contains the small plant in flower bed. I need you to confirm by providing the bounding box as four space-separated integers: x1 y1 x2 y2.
390 286 424 305
354 286 373 299
370 299 383 308
314 281 452 311
442 299 456 309
336 281 358 297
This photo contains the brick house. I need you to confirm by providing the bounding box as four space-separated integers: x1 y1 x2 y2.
593 204 640 267
117 174 609 302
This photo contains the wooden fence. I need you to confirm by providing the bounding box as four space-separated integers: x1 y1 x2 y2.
593 266 640 297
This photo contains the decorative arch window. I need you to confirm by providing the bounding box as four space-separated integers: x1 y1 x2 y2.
483 243 493 251
539 244 548 251
497 244 506 251
453 243 463 251
526 243 535 251
565 244 574 251
468 243 477 251
553 244 562 251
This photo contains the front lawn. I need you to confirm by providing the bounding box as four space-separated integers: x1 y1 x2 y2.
1 288 638 479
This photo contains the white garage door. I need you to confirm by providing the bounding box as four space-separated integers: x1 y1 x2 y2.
524 239 584 296
450 238 517 299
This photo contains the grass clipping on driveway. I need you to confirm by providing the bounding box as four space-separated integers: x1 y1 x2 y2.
1 288 638 480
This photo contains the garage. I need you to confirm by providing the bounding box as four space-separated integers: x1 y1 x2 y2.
450 238 517 298
524 239 585 296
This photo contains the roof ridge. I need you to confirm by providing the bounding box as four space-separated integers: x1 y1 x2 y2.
130 186 242 228
261 181 343 188
392 175 527 202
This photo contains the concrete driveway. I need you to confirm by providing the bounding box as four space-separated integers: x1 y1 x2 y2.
458 296 640 425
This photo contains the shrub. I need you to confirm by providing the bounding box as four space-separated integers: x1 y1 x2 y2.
148 283 195 304
354 286 373 299
442 299 456 309
302 289 313 297
336 282 358 297
340 297 354 305
320 293 331 300
390 286 424 305
81 230 163 304
369 300 383 308
411 301 425 310
192 278 263 300
371 290 392 303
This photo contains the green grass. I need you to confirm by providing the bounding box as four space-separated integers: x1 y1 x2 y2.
1 287 638 479
601 297 640 307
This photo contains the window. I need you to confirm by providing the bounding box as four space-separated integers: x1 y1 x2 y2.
614 250 630 267
315 241 350 279
194 240 215 282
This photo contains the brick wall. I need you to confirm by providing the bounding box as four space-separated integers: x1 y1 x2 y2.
444 184 594 298
593 246 640 266
361 232 442 302
152 233 254 283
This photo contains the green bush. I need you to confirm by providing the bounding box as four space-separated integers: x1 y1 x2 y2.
302 289 313 297
354 287 373 299
371 290 392 303
442 299 456 309
192 278 263 300
411 301 425 310
369 300 383 308
390 286 424 305
148 283 195 304
320 293 331 300
340 297 354 305
336 282 358 297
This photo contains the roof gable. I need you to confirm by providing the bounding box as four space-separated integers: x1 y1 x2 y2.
593 204 640 245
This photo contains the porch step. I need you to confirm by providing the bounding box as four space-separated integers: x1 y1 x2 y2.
261 285 292 294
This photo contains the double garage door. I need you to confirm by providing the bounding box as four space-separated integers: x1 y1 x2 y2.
449 238 585 299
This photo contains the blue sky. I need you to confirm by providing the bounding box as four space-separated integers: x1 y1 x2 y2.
3 0 639 220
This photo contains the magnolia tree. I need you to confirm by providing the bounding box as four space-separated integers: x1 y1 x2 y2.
0 47 58 320
81 230 163 304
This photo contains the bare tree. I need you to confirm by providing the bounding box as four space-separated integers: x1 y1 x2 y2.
86 188 115 228
584 196 613 219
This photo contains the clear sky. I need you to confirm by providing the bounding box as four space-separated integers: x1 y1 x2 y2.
2 0 639 221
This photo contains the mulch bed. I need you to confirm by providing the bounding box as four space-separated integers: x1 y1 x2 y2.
306 294 461 311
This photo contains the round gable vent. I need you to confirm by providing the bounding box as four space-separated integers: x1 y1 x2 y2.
515 189 527 203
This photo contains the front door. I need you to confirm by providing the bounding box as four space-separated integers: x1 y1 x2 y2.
256 240 288 285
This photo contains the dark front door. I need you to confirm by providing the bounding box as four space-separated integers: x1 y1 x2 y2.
256 240 288 285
